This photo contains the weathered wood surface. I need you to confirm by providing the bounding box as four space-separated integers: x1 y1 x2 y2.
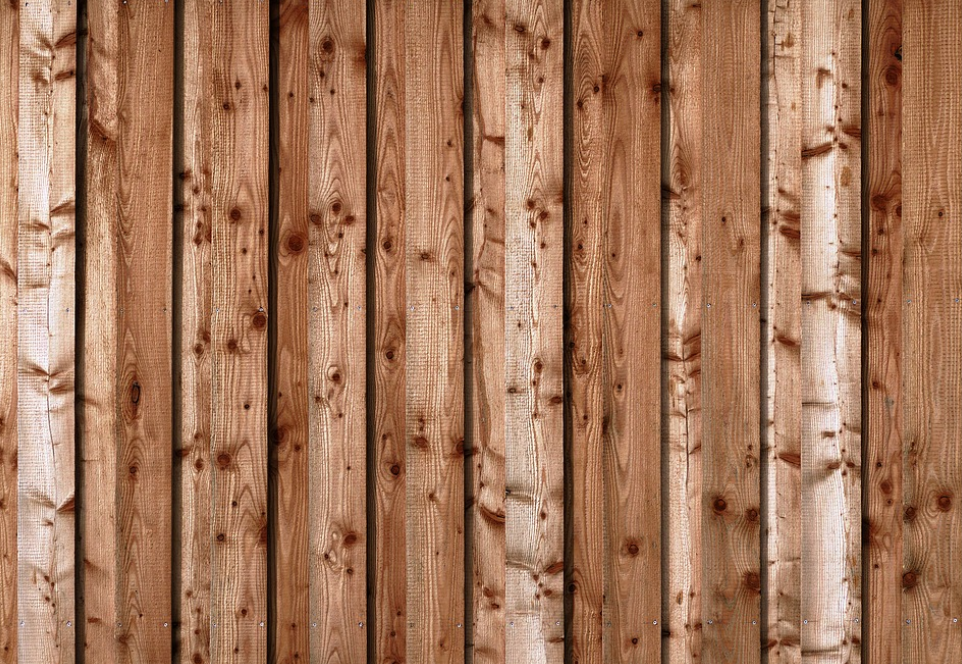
700 2 761 662
865 0 903 661
307 0 367 660
0 0 16 660
901 1 962 660
17 1 76 661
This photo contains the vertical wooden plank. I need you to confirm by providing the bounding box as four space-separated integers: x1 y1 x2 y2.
373 0 407 660
272 0 309 661
599 1 661 661
116 0 174 659
901 1 962 659
180 0 213 660
0 0 17 659
308 0 367 660
765 1 801 662
17 0 76 660
469 0 506 660
83 0 120 660
700 1 760 662
865 0 902 660
504 0 563 661
665 0 702 661
405 0 464 661
209 0 270 660
568 0 606 659
799 0 861 660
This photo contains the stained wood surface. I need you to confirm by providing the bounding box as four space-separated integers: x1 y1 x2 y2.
403 0 465 661
307 0 367 660
469 0 506 661
865 0 903 660
901 1 962 660
700 2 760 663
207 0 270 661
0 0 16 660
665 0 702 661
570 0 661 662
17 1 76 661
179 0 214 661
799 0 861 661
271 0 309 662
373 0 408 661
765 1 802 662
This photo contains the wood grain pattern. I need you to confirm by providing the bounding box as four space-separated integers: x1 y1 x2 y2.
83 0 120 659
469 0 506 660
405 0 465 661
700 1 760 662
572 0 661 662
665 0 702 661
272 0 309 661
504 0 564 661
116 1 174 659
373 0 407 660
799 1 861 661
208 0 270 661
17 0 76 660
865 0 902 660
179 0 214 661
901 1 962 659
307 0 367 660
765 1 802 662
0 1 16 660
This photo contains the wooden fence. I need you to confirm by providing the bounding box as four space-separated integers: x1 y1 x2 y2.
0 0 959 662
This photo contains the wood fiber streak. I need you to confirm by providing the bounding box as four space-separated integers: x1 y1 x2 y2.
799 0 861 661
700 2 760 662
865 0 902 660
572 0 661 661
307 0 367 660
272 0 309 662
665 1 702 662
180 0 214 661
504 0 563 661
404 0 465 661
17 0 76 661
470 0 506 660
0 1 16 661
901 1 962 660
117 1 174 659
208 0 269 661
83 0 120 659
373 0 407 660
765 1 801 662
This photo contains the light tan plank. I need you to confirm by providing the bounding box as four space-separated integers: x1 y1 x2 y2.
17 0 76 660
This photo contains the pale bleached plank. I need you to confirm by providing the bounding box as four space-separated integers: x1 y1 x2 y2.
902 1 962 659
404 0 465 660
865 0 902 660
208 0 270 661
0 1 17 660
765 1 802 662
665 0 702 661
799 0 861 661
307 0 367 660
503 0 564 661
17 1 76 661
272 0 310 661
